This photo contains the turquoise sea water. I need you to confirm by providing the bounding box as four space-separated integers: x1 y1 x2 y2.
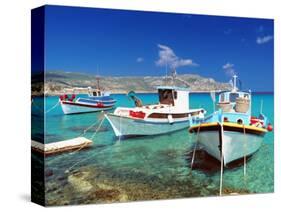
31 93 274 205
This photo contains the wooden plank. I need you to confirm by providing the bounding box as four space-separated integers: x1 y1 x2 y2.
31 137 92 156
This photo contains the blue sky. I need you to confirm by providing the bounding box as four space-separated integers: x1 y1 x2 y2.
44 5 274 91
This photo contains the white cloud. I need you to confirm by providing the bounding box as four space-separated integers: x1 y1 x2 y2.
136 57 144 63
155 44 198 69
222 63 234 70
222 62 235 76
256 35 273 44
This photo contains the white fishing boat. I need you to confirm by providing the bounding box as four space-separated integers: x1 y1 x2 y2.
60 88 116 115
105 86 205 137
189 75 273 166
59 74 116 115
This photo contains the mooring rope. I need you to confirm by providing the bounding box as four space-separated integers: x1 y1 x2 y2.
243 124 247 182
31 99 60 114
44 114 106 170
68 115 106 156
78 112 105 137
45 100 60 113
190 124 201 173
219 122 224 196
90 115 106 140
64 116 106 173
31 99 44 113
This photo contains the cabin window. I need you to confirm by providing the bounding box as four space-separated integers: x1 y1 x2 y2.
158 89 175 105
98 91 101 96
244 94 249 98
93 91 97 96
229 93 239 102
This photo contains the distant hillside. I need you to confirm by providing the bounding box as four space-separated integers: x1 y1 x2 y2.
32 71 231 95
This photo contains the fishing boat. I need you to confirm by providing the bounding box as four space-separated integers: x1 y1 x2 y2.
105 86 205 137
59 74 116 115
189 75 273 166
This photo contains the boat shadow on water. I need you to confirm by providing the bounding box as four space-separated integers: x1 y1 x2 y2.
184 147 254 175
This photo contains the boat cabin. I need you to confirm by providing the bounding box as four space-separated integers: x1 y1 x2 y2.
213 75 252 125
90 90 102 97
87 87 110 97
217 75 251 115
157 86 189 110
218 91 251 114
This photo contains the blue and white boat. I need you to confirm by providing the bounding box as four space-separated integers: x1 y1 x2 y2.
60 87 116 115
189 75 273 166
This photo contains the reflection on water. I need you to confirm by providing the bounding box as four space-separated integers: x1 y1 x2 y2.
31 93 274 205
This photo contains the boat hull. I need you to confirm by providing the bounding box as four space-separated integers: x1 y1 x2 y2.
190 123 265 165
105 114 191 137
60 101 113 115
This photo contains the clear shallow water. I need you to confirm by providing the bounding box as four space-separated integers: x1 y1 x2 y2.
32 93 274 205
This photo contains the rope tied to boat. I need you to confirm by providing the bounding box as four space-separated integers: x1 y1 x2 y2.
64 113 107 173
31 98 60 114
190 124 201 173
78 112 105 137
68 112 106 155
90 115 106 140
40 111 106 171
219 122 224 196
45 100 60 113
243 124 247 184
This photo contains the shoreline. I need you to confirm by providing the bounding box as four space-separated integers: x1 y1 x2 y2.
32 90 274 97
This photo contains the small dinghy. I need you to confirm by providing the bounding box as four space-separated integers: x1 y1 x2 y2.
105 86 205 137
189 75 273 166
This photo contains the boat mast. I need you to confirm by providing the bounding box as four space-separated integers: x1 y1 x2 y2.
96 75 100 90
232 75 238 92
96 65 100 90
171 69 177 86
165 62 168 86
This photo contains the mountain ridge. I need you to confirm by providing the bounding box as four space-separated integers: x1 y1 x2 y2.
32 71 232 95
